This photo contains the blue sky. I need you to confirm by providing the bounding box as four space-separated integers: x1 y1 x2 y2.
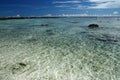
0 0 120 17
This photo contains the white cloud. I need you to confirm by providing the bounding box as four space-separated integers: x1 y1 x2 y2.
16 14 20 17
60 13 88 17
113 11 119 15
53 1 81 4
70 5 87 9
88 0 120 8
89 0 114 3
55 5 70 8
53 0 120 9
44 14 52 16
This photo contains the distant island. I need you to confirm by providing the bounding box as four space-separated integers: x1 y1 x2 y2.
0 16 120 20
0 16 61 20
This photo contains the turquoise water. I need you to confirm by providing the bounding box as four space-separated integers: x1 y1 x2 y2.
0 18 120 80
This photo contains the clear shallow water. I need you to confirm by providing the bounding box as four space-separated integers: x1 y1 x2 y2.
0 17 120 80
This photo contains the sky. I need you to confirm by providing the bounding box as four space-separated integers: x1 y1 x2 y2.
0 0 120 17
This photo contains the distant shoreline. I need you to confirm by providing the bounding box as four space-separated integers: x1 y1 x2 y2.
0 16 120 20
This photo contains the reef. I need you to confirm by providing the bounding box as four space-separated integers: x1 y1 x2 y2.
88 24 99 28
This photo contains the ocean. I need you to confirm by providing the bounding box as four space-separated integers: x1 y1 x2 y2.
0 17 120 80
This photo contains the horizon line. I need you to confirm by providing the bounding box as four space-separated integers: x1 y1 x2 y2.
1 15 120 18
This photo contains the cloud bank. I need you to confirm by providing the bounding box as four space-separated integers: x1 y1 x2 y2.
53 0 120 9
53 1 81 4
89 0 120 8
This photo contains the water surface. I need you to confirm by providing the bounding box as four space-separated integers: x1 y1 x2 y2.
0 17 120 80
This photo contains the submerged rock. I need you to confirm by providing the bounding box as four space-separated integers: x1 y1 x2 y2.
80 31 88 34
117 18 120 21
18 63 27 67
88 24 99 28
11 62 30 74
96 34 119 42
87 33 119 42
46 30 52 32
25 36 37 43
27 38 37 42
70 21 79 23
45 29 54 35
40 23 49 26
97 38 118 42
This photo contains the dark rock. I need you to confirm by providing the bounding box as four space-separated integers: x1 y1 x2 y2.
97 38 118 42
88 24 99 28
46 30 52 32
11 62 28 74
18 63 27 67
80 31 88 34
40 23 49 26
